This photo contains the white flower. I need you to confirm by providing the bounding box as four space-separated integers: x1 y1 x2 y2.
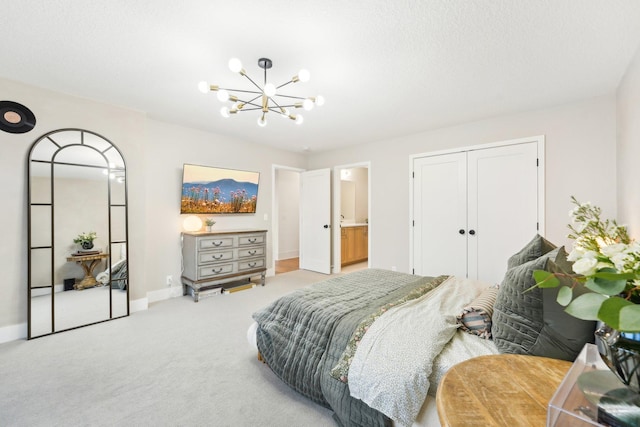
600 243 627 258
572 257 598 276
611 252 629 271
567 247 587 262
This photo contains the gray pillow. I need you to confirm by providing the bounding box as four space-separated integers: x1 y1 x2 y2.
507 234 557 270
492 247 596 361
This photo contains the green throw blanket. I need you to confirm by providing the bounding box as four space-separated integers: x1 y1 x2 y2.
252 269 444 427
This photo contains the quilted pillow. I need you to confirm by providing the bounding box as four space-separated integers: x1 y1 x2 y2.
507 234 557 270
456 285 499 339
492 247 596 361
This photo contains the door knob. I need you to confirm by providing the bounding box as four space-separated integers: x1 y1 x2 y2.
323 224 329 229
469 229 476 235
458 229 465 235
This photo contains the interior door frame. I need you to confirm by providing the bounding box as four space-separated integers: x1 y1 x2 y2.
408 135 546 274
333 161 371 274
271 164 305 275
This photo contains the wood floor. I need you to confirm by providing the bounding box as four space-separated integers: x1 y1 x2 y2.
275 257 299 274
275 257 368 274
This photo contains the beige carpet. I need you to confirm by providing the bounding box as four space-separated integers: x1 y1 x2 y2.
0 269 356 427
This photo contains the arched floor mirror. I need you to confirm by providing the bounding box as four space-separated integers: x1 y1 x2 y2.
28 129 129 339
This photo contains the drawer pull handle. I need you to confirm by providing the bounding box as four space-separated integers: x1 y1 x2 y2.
248 250 256 255
212 268 223 273
248 262 256 267
248 238 257 243
211 241 223 246
212 254 224 260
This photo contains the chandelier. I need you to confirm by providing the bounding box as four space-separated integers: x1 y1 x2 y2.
198 57 324 127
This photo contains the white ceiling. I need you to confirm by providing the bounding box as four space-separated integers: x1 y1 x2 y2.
3 1 640 153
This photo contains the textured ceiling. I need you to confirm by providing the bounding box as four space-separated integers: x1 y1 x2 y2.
2 1 640 153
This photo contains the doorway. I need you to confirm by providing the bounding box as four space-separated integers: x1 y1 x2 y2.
272 165 303 275
333 162 371 274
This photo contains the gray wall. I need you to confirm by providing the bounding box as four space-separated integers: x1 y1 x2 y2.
307 95 618 273
617 46 640 238
0 77 305 339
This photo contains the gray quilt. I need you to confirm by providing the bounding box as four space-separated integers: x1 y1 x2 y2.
252 269 441 427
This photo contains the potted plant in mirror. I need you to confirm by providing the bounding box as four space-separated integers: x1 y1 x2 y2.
205 218 216 232
74 231 97 251
532 197 640 392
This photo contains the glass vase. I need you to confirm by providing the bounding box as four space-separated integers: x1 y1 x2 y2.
595 323 640 393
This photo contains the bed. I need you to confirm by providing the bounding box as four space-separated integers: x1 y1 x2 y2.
249 236 596 426
250 269 498 426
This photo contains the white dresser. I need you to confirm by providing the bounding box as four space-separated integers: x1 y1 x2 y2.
181 229 267 302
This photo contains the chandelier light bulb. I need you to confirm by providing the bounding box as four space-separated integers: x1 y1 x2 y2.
298 69 310 82
220 107 231 118
228 58 243 73
303 99 314 111
257 115 267 127
295 114 304 125
315 95 325 106
198 81 210 94
264 83 276 97
217 89 230 102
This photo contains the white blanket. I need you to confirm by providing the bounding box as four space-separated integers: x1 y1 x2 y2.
347 276 492 426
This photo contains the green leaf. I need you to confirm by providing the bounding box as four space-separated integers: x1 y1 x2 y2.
593 270 636 281
599 296 635 330
556 286 573 306
619 305 640 332
532 270 560 288
565 293 607 320
584 277 627 296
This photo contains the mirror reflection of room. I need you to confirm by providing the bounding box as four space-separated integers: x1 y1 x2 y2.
28 129 129 339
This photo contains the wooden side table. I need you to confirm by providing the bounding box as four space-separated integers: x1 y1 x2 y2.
66 253 109 290
436 354 572 427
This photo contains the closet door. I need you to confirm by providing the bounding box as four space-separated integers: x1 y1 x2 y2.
412 139 541 284
467 142 539 283
413 152 467 278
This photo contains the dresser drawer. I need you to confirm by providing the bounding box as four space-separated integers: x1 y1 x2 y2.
238 234 264 246
199 237 234 250
199 263 234 278
238 258 265 271
238 247 264 258
198 250 234 265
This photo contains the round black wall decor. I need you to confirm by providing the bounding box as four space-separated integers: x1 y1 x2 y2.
0 101 36 133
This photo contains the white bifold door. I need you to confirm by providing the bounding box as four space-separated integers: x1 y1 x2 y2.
412 140 541 284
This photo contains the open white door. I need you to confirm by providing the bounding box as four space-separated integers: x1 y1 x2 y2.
300 168 331 274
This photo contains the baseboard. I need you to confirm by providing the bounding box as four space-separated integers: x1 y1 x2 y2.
0 322 27 343
278 251 299 260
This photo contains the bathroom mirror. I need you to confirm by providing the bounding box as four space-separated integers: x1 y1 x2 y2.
28 129 129 339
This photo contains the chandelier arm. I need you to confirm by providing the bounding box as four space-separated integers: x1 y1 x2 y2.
241 74 264 93
236 106 264 111
232 95 262 106
234 99 263 109
273 94 307 100
276 80 295 90
266 97 285 109
218 88 262 95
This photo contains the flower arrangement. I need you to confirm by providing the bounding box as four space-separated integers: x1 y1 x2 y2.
533 197 640 332
73 231 97 245
204 218 216 227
